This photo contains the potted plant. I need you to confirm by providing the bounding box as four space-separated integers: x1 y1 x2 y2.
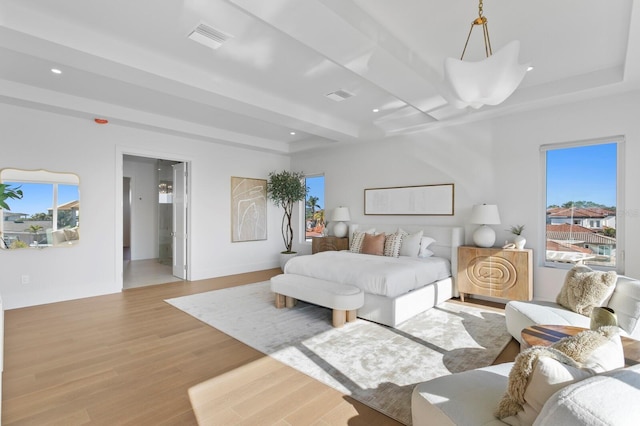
508 224 526 249
267 170 308 269
1 183 23 249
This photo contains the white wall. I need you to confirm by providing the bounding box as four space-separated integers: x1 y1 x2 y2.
123 156 158 260
0 103 289 309
292 90 640 302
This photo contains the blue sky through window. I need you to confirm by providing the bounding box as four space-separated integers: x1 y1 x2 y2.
546 142 616 208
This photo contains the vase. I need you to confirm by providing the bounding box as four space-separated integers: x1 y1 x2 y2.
279 252 298 272
590 306 618 330
514 235 526 249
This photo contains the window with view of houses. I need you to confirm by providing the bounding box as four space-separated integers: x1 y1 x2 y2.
543 138 623 271
304 175 325 241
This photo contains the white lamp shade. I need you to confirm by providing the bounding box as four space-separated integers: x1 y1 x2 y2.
443 41 529 109
470 204 501 225
332 207 351 222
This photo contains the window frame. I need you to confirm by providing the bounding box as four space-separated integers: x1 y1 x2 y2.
540 136 625 273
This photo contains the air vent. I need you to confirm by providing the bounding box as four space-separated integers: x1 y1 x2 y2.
188 23 233 50
326 89 355 102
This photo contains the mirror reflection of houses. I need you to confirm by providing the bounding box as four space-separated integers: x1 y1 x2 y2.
0 168 80 249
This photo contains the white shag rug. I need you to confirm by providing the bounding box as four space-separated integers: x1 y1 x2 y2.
166 281 511 425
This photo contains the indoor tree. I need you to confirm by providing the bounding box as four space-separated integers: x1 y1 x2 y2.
267 170 308 254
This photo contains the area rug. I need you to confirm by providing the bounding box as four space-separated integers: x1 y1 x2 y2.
165 281 511 425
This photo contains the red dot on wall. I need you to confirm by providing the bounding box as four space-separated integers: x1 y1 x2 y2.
94 118 109 124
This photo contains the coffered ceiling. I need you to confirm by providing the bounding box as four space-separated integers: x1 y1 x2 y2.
1 0 638 153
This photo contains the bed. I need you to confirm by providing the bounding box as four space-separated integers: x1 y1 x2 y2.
284 224 464 327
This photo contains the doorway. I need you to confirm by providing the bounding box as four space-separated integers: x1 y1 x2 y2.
122 155 188 289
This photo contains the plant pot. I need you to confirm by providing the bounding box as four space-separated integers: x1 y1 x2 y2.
279 252 298 271
514 235 526 249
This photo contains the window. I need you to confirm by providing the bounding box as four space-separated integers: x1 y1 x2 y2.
303 175 325 241
542 138 623 271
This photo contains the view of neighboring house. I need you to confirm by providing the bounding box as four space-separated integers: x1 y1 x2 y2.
546 207 617 266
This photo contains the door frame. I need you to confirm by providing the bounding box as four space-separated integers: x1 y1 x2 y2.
115 146 192 289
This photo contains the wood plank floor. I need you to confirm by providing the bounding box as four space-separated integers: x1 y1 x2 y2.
2 269 518 425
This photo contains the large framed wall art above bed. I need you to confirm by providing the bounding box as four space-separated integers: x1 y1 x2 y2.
364 183 454 215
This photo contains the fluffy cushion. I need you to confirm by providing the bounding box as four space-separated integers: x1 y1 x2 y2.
399 230 423 257
361 233 385 256
349 229 375 253
556 265 617 316
383 232 403 257
495 327 624 424
418 236 436 258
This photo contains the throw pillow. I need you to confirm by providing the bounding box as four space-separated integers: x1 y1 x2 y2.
361 232 385 256
399 230 423 257
383 232 403 257
418 236 436 258
350 229 375 253
63 227 79 241
556 265 617 316
495 327 624 423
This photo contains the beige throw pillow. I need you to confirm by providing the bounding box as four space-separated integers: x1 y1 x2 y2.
495 327 624 423
383 232 403 257
556 265 617 316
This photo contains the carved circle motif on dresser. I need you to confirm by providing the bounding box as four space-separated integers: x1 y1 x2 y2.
467 255 518 292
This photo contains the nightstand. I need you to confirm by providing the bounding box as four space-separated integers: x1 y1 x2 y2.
457 245 533 302
311 236 349 254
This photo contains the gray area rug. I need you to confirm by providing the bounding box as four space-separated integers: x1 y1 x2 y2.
166 281 511 425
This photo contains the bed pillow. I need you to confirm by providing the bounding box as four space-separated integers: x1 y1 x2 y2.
556 265 617 316
383 232 403 257
350 229 375 253
495 327 624 424
399 230 423 257
418 236 436 258
361 233 385 256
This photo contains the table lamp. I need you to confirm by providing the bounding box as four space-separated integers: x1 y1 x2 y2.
471 204 501 247
332 207 351 238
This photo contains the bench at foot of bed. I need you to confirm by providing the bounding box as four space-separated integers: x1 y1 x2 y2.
270 274 364 327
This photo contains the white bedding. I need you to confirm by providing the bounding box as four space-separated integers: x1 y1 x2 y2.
283 251 451 298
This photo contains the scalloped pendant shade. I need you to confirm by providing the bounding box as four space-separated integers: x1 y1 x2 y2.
444 41 529 109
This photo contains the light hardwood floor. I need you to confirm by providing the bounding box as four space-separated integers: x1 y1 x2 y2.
2 269 518 425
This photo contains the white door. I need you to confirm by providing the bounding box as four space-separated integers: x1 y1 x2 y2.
172 162 187 279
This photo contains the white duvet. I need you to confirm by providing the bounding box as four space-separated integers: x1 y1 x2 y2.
283 251 451 298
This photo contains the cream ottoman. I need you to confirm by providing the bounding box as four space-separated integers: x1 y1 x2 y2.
270 274 364 327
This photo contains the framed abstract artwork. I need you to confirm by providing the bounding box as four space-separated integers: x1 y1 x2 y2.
364 183 455 215
231 176 267 242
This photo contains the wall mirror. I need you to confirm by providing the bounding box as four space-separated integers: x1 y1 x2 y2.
1 168 80 249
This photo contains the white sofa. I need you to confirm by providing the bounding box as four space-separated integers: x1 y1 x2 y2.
505 275 640 344
412 362 640 425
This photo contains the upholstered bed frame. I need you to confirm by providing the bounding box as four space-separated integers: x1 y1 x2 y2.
348 224 465 327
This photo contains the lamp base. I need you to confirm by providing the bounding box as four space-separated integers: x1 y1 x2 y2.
473 225 496 248
334 221 348 238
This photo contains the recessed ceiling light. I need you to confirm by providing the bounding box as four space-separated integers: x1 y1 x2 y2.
372 108 380 113
290 131 296 135
51 68 62 74
527 66 534 72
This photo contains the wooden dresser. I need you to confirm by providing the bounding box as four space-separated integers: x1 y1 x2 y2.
457 245 533 302
311 236 349 254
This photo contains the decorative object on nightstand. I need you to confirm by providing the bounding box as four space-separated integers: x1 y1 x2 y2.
312 236 349 254
470 204 501 247
457 245 533 302
508 224 526 249
332 206 351 238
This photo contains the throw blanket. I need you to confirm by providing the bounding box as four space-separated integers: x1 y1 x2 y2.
284 251 451 297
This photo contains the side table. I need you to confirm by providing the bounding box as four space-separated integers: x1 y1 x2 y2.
521 324 640 366
311 236 349 254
